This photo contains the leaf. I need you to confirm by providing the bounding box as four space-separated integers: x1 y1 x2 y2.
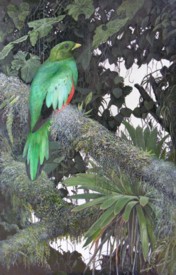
11 51 28 70
99 206 115 227
7 2 30 30
93 0 144 48
120 108 132 117
12 35 28 44
83 227 102 247
29 30 38 47
72 196 105 212
100 195 120 210
29 25 51 46
0 30 5 43
136 205 149 261
116 0 144 19
114 113 123 125
114 196 137 215
123 86 132 96
66 0 94 21
28 16 65 46
118 175 133 194
0 43 13 60
20 55 40 83
84 92 93 107
122 201 138 222
28 16 65 29
11 51 41 83
93 18 128 49
143 127 150 147
115 97 125 108
156 134 169 158
139 196 149 207
123 121 136 144
78 45 92 70
64 173 117 195
133 107 142 118
85 213 106 238
0 35 28 61
7 4 20 29
135 126 145 149
65 173 94 187
143 205 156 249
112 88 123 99
113 76 124 85
69 193 103 200
85 205 115 240
145 128 157 152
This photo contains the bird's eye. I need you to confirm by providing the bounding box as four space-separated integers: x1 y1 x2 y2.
65 43 69 49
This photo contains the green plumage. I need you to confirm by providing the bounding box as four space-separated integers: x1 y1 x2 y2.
23 41 81 180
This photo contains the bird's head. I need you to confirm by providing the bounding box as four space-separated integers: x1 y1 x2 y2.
49 41 81 61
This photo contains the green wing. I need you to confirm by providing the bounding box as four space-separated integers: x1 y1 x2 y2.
45 68 73 110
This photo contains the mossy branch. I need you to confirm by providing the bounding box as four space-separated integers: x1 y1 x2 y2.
0 72 175 202
52 105 176 203
0 73 176 266
0 154 99 266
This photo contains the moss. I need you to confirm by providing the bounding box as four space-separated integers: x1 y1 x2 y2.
1 224 50 268
76 118 151 183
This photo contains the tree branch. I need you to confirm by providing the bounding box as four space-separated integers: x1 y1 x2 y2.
0 154 99 265
52 105 176 202
0 73 175 266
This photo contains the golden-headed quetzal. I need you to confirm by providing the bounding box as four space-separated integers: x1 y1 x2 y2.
23 41 81 180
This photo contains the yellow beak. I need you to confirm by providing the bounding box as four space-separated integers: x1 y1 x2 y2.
72 43 82 51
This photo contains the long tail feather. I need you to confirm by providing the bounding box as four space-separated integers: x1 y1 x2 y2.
23 121 50 181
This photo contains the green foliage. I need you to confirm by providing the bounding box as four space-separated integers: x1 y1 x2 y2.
77 45 92 70
93 18 128 49
11 51 41 83
65 172 156 263
0 35 28 61
66 0 94 21
93 0 144 48
122 121 168 158
0 16 65 61
7 2 30 30
117 0 144 18
28 15 65 46
0 13 66 83
78 91 93 114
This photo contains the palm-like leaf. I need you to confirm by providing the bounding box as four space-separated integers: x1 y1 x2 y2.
64 172 156 264
123 121 168 158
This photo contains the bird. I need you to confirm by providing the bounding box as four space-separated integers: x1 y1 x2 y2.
23 41 81 181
